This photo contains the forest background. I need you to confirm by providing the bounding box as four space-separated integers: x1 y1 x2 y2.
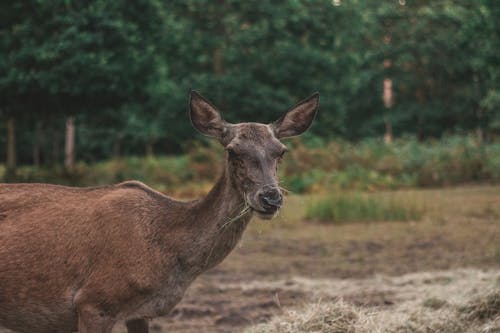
1 0 499 194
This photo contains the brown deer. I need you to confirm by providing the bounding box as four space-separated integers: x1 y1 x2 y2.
0 91 319 333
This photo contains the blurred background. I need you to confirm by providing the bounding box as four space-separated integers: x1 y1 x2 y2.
0 0 499 194
0 2 499 332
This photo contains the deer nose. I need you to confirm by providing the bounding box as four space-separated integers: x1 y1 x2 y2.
259 189 283 209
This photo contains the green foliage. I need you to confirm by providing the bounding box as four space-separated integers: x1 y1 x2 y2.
1 1 166 108
305 192 423 223
2 136 498 194
280 136 500 193
1 0 499 165
6 155 192 192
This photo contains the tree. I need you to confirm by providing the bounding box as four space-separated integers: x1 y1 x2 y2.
0 0 173 167
373 0 500 139
1 0 498 168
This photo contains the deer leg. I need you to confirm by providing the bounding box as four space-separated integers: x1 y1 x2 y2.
126 318 149 333
77 305 115 333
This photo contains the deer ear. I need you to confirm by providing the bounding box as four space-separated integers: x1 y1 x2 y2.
271 93 319 139
189 91 228 141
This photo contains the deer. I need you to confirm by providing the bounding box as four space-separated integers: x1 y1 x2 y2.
0 91 319 333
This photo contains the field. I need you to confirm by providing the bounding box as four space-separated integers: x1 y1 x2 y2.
0 185 498 333
1 139 499 332
100 185 499 332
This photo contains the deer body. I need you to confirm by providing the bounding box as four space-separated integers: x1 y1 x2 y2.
0 177 250 332
0 92 318 333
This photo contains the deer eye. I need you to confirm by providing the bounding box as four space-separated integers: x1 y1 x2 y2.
227 148 245 166
277 149 288 159
227 147 241 159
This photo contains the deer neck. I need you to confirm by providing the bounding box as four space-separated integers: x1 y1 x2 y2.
177 163 253 273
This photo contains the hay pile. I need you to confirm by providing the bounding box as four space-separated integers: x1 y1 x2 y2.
245 299 377 333
246 281 500 333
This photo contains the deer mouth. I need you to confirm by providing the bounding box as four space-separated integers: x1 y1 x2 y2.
252 206 280 220
246 192 281 220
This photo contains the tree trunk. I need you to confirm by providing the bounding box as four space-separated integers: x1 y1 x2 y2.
383 78 393 144
65 116 75 171
384 118 393 144
6 116 16 174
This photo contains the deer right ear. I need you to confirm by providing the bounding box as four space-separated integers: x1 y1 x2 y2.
271 93 319 139
189 91 229 142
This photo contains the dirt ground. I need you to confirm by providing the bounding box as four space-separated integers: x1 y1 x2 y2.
112 185 500 332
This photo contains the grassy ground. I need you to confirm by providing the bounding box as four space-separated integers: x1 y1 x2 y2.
210 186 499 279
109 185 500 332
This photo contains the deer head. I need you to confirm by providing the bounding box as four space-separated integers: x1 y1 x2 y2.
189 91 319 220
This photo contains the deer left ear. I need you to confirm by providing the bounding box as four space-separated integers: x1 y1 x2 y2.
189 91 230 143
271 93 319 139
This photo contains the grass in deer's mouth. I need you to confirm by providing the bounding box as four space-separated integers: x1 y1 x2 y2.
305 191 423 223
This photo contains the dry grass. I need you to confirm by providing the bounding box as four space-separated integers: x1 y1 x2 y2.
245 270 500 333
245 300 375 333
459 290 500 322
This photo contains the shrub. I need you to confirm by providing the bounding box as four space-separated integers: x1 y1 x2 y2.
2 135 499 194
305 192 423 223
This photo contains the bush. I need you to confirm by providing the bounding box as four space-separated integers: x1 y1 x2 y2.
2 135 499 195
305 192 423 223
281 135 500 193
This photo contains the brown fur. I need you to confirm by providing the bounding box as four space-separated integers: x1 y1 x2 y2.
0 91 318 333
